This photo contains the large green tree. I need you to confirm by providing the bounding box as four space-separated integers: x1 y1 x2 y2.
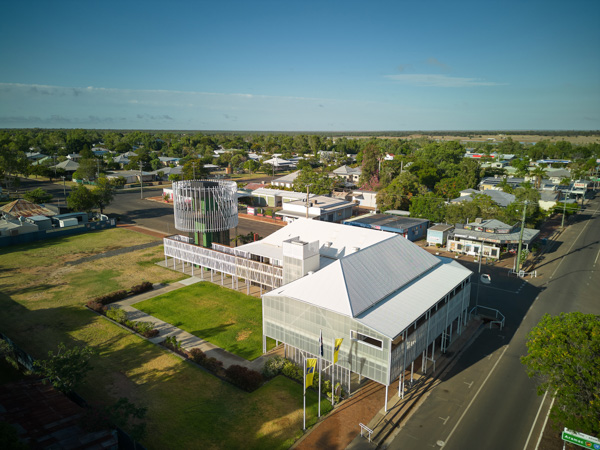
34 342 95 393
294 167 337 195
67 185 97 212
409 193 447 223
92 177 116 214
23 187 53 204
377 172 427 211
521 312 600 437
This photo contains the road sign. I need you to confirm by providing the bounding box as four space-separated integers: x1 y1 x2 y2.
561 428 600 449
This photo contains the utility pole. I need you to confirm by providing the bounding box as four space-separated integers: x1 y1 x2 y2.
139 161 143 199
305 184 311 219
561 193 567 229
515 201 529 274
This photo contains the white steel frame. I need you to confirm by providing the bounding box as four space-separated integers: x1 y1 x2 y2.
172 179 238 233
164 235 283 290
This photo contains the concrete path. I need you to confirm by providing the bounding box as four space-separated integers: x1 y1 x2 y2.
110 277 282 372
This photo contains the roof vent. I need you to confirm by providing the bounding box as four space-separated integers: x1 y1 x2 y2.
351 247 360 253
324 241 332 248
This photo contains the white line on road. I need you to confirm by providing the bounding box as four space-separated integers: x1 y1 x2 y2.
442 345 510 447
523 390 548 450
549 202 599 279
535 395 556 450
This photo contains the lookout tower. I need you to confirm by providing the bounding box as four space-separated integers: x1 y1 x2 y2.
172 179 238 247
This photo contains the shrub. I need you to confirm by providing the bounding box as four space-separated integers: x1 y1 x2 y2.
106 307 128 324
225 365 263 392
262 356 286 378
188 348 206 364
86 300 106 314
130 281 153 295
94 290 128 305
204 357 224 374
134 321 158 338
281 360 303 382
163 336 181 350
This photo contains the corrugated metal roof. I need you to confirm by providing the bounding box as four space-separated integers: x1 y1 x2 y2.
340 237 440 316
0 199 55 218
263 230 445 320
356 258 472 339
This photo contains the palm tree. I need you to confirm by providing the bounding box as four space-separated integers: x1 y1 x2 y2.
531 165 546 189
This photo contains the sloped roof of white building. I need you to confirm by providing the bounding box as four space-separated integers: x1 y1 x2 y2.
263 220 472 339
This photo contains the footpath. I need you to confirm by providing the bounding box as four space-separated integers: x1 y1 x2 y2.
109 275 282 372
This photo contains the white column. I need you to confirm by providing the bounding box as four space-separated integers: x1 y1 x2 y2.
384 385 389 412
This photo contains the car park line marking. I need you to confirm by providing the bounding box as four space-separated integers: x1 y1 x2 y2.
464 381 473 389
439 416 450 425
443 345 509 447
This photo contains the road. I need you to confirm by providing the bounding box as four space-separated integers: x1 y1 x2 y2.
388 193 600 450
15 178 284 240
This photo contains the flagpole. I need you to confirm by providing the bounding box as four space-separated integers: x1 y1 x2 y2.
303 357 306 430
331 337 335 406
318 329 322 417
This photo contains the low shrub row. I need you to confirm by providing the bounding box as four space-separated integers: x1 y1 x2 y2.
90 305 160 339
169 341 264 392
90 282 154 306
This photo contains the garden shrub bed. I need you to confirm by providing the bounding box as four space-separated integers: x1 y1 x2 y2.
90 281 154 306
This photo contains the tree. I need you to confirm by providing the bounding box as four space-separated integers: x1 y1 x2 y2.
521 312 600 437
243 159 260 173
409 193 447 223
294 167 337 195
182 160 207 180
67 185 97 212
377 172 427 211
445 194 499 224
23 187 53 204
34 343 95 393
92 177 115 214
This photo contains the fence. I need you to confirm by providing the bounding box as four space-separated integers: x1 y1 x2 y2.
0 219 116 248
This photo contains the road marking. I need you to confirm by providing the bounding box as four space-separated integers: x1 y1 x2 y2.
442 345 509 447
535 395 556 450
549 205 598 279
523 390 548 450
439 416 450 425
477 284 521 294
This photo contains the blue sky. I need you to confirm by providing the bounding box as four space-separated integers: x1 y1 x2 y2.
1 0 598 131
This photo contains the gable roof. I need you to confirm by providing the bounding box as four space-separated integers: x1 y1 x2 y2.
264 234 441 318
0 199 55 218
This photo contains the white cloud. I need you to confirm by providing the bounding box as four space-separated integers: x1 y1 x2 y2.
385 74 506 87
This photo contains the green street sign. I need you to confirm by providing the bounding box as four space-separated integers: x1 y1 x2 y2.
561 428 600 449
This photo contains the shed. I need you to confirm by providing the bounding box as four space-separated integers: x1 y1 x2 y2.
343 214 429 241
427 224 454 246
25 215 52 231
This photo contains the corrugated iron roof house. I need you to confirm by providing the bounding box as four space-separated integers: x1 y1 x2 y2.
261 220 472 408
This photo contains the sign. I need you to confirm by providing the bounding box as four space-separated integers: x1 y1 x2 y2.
561 428 600 449
247 207 255 215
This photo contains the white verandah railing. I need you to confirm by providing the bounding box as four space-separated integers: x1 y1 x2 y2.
164 235 283 289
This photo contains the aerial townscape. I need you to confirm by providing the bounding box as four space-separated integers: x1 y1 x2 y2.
0 1 599 450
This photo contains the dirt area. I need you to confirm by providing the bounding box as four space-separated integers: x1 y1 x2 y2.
351 133 600 145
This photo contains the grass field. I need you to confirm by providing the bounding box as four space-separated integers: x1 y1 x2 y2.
135 282 274 360
0 228 330 448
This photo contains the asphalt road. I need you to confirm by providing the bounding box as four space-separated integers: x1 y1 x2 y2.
387 193 600 450
16 178 283 240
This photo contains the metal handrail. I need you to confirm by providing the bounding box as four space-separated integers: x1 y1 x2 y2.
469 305 505 330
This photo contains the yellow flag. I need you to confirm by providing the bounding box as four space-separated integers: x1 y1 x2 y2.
305 358 317 389
334 338 344 363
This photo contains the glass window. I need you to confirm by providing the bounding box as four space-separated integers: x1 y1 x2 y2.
351 330 383 349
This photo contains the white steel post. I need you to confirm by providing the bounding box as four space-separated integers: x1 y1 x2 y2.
303 357 306 431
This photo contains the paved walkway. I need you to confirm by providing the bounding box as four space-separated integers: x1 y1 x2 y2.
110 277 282 372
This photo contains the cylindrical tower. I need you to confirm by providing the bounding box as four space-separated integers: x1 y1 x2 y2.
172 179 238 247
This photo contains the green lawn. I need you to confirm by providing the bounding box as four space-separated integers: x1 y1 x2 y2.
135 282 275 360
0 229 330 449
